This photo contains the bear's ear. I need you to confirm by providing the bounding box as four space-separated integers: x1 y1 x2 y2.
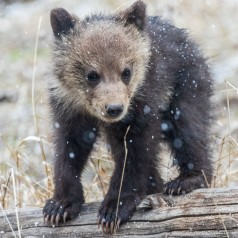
50 8 76 38
118 0 147 31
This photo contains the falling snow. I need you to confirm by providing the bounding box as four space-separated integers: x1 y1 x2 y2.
143 105 151 114
188 162 194 170
161 121 172 132
69 152 75 159
174 109 181 120
173 138 183 149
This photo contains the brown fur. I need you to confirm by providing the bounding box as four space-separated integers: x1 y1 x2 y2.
49 14 150 122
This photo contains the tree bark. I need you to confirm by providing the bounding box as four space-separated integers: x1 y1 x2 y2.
1 188 238 237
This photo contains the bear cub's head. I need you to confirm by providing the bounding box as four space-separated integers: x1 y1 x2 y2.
50 0 150 123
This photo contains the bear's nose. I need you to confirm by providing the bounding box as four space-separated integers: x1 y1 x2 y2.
105 104 124 117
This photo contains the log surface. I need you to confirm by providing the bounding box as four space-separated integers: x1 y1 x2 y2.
1 188 238 237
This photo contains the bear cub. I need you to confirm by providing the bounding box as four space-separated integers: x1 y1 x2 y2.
43 0 213 233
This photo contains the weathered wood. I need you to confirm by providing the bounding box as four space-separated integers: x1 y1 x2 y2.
1 188 238 237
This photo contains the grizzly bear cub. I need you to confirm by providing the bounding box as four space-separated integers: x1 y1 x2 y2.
43 0 213 233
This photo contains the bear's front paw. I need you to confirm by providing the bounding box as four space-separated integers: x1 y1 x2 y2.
163 173 207 195
98 193 141 233
43 199 83 226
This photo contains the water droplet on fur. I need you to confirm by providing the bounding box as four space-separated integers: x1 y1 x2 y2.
161 122 169 131
174 110 181 120
173 138 183 149
54 122 60 128
149 176 153 180
173 158 179 165
69 152 75 159
120 201 122 205
143 105 151 114
152 135 154 139
166 91 172 97
89 132 95 139
161 121 172 131
188 163 194 170
83 131 95 144
129 139 133 143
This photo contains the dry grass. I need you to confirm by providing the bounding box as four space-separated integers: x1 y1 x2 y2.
212 81 238 188
0 0 237 216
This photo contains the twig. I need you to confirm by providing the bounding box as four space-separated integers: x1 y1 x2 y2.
114 125 130 234
225 80 231 186
112 2 130 13
1 170 12 208
226 81 238 92
230 136 238 147
0 203 17 238
32 16 42 138
214 136 226 187
31 16 52 194
11 168 21 238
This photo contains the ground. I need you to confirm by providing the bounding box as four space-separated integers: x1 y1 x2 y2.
0 0 237 209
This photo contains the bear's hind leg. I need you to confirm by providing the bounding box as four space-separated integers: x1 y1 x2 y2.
162 99 213 195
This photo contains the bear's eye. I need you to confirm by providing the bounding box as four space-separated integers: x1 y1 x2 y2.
121 68 132 83
87 70 100 84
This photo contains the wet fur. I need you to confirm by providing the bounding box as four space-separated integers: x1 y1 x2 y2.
43 0 213 233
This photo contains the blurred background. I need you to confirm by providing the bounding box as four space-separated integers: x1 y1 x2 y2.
0 0 238 209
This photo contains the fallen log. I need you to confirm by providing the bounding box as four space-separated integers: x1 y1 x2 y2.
1 188 238 237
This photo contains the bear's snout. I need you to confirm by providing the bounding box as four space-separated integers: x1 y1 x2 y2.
105 104 124 118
